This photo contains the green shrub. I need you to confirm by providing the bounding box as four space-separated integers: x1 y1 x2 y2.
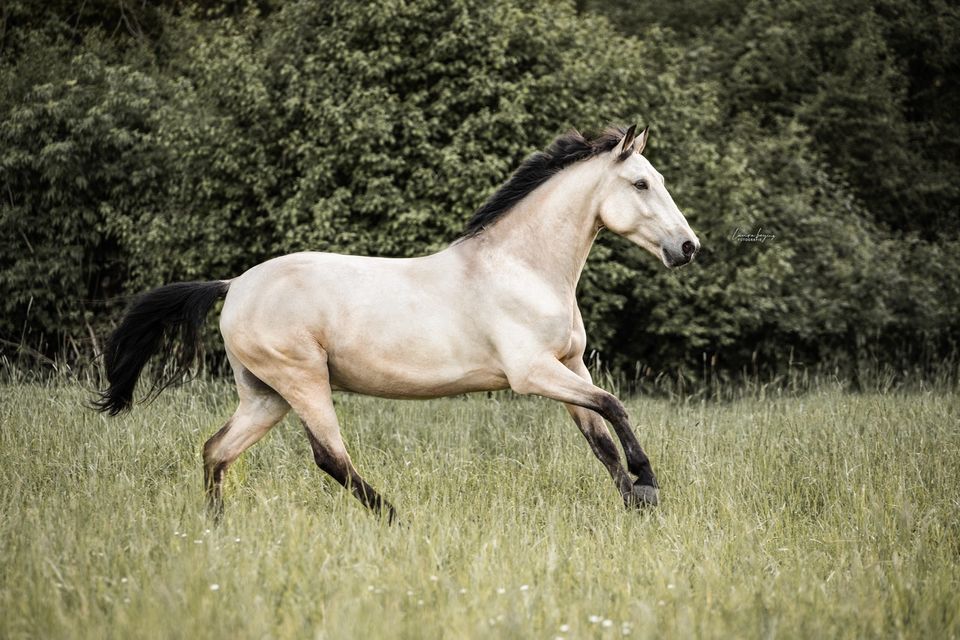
1 0 956 384
0 35 171 353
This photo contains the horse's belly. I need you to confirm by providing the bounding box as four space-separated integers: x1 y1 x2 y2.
326 351 509 399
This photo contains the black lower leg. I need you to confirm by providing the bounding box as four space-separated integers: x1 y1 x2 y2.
202 422 231 523
572 415 634 501
345 474 396 522
203 461 226 522
596 396 658 488
304 425 396 523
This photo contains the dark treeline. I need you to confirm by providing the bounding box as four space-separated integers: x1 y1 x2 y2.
1 0 958 386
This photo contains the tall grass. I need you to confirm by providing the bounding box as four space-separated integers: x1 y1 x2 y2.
1 379 958 638
587 347 960 403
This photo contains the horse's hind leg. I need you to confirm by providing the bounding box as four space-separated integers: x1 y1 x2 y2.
301 413 396 523
203 368 289 521
275 362 396 522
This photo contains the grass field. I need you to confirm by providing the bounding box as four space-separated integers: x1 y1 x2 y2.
1 379 958 639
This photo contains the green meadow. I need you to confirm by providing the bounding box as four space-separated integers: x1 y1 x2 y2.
1 379 958 639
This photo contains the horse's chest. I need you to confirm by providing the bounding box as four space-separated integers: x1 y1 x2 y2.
486 294 583 362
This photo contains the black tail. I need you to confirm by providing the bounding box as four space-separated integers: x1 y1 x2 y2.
94 280 230 415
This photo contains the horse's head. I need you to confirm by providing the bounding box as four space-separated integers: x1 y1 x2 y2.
596 125 700 268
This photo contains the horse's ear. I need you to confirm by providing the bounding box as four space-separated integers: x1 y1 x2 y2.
616 124 638 161
636 125 650 155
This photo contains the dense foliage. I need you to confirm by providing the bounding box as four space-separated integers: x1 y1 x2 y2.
1 0 957 382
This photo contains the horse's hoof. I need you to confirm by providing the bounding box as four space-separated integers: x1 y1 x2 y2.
629 483 659 508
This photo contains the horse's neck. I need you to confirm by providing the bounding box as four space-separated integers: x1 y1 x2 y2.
473 161 602 294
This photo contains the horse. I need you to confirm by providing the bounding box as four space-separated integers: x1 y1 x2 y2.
94 124 700 522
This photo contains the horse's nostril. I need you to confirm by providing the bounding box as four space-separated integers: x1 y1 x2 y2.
681 241 696 258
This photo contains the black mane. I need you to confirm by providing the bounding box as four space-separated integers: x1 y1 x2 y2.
460 126 626 239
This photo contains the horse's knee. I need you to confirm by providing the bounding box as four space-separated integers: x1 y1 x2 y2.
595 393 629 424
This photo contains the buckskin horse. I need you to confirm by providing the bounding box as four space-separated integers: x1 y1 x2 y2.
95 125 700 522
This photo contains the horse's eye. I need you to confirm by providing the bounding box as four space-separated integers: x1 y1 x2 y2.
634 179 649 190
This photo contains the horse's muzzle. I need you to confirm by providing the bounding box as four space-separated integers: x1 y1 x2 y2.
663 239 699 267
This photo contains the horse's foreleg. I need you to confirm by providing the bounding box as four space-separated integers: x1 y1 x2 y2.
564 403 636 506
202 390 289 522
511 356 658 507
